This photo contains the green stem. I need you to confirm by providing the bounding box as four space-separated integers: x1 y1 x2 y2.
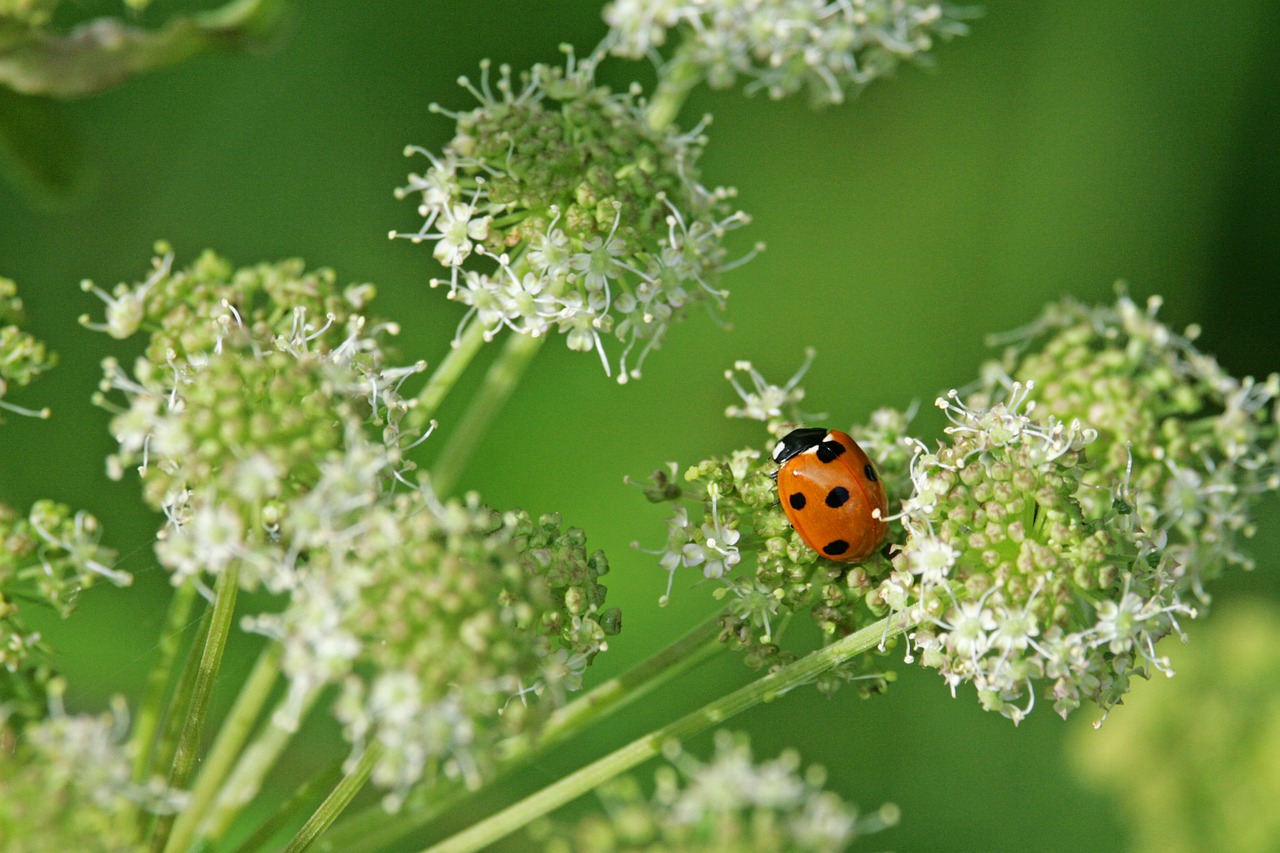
420 614 908 853
131 581 198 784
151 564 241 853
198 684 322 845
282 743 384 853
645 42 703 131
429 329 546 496
410 315 489 431
232 756 348 853
502 607 726 764
140 591 215 839
325 608 728 853
164 641 284 853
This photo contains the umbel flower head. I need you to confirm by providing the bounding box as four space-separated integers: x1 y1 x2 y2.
85 248 619 805
85 247 411 592
604 0 972 105
304 496 619 807
638 353 915 689
642 294 1277 722
976 289 1280 597
393 49 751 382
877 292 1278 724
530 730 899 852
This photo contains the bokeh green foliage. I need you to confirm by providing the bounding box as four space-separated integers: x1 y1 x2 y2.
0 2 1277 851
1071 600 1280 853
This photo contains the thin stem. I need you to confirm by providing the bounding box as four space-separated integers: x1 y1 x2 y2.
140 592 215 839
198 684 323 845
503 607 726 764
429 328 546 496
131 581 198 785
282 743 384 853
232 755 348 853
152 564 241 853
420 614 909 853
409 315 490 431
646 43 703 131
164 641 284 853
325 608 728 853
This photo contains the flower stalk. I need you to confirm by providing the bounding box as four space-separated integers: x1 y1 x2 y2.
420 613 908 853
163 641 284 853
428 322 547 495
324 607 728 853
283 743 384 853
151 562 241 853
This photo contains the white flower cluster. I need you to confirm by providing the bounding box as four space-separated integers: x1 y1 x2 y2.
87 251 618 807
605 0 970 104
394 53 750 382
980 290 1280 598
880 384 1198 723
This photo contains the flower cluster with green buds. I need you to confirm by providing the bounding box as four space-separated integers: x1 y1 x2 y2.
84 248 619 807
977 290 1280 596
870 292 1279 723
874 383 1188 723
604 0 972 105
531 730 899 852
0 277 55 419
638 352 914 688
0 499 121 683
393 50 751 382
1 280 123 732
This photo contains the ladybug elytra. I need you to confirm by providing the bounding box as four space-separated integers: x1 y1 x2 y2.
773 428 888 562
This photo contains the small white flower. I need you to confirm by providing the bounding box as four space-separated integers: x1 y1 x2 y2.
431 203 491 267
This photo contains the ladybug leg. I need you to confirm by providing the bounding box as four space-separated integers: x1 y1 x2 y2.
881 542 900 561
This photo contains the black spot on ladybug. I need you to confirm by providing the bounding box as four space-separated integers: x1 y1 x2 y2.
815 440 846 463
789 492 807 510
825 486 849 508
823 539 850 556
863 464 878 482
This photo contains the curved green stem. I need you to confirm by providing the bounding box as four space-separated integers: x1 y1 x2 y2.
282 743 384 853
152 563 241 853
164 641 284 853
410 316 490 431
429 328 546 496
420 613 909 853
325 608 728 853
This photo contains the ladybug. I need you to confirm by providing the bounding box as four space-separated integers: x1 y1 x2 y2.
773 428 888 562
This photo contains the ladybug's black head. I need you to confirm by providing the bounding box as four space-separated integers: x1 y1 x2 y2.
772 427 829 465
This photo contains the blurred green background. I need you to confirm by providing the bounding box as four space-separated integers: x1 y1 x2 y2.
2 1 1278 850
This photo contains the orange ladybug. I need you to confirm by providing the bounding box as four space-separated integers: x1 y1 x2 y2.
773 428 888 562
